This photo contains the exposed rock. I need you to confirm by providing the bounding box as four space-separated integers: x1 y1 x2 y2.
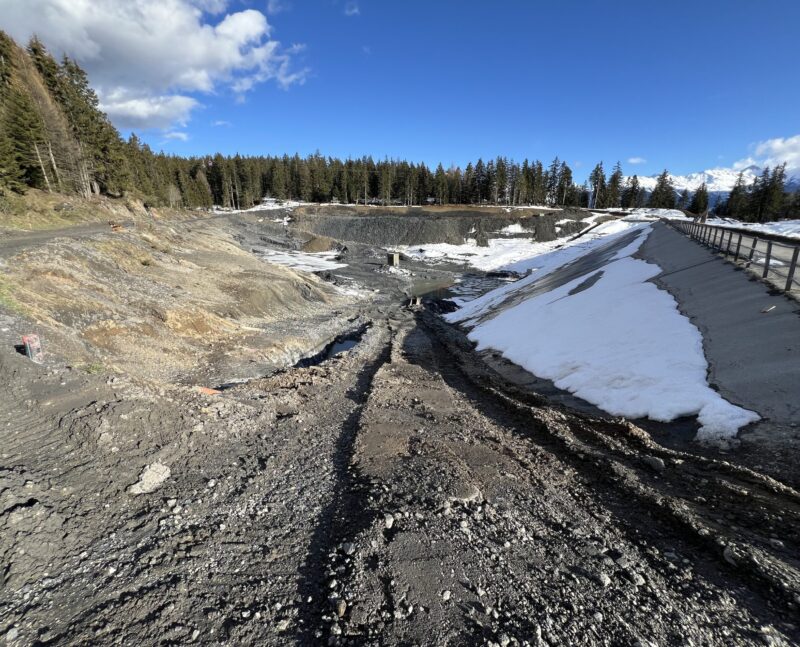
127 463 171 495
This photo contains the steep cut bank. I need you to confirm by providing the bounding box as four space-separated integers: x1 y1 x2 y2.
288 205 575 246
0 211 369 384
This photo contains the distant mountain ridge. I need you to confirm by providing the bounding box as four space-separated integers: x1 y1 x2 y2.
629 166 800 198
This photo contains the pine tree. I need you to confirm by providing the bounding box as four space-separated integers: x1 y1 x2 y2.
688 183 708 214
677 189 689 210
647 170 676 208
621 175 640 209
606 162 623 208
764 163 787 221
2 85 49 190
434 163 448 204
545 157 561 206
588 162 606 208
495 157 508 204
556 162 573 206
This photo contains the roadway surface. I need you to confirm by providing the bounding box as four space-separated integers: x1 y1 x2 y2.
639 222 800 427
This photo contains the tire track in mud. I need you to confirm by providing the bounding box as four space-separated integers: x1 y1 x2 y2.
295 320 393 643
312 312 797 645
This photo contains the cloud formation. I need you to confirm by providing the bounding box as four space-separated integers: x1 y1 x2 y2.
734 134 800 176
627 157 646 165
266 0 289 14
344 2 360 16
0 0 307 130
164 131 189 141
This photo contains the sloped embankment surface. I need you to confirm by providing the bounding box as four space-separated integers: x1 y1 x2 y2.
0 218 360 383
289 208 563 247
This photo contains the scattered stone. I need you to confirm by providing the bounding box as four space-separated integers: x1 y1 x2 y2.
128 463 171 495
442 590 451 601
384 513 395 529
5 627 19 643
597 572 611 588
626 570 646 587
336 600 347 617
643 456 666 472
342 542 356 555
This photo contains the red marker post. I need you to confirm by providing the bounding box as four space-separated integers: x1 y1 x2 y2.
22 334 43 364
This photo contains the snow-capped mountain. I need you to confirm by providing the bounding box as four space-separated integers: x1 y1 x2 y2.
632 166 762 193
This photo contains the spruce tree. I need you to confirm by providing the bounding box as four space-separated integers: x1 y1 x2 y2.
606 162 623 208
588 162 606 208
621 175 640 209
647 170 676 208
688 183 708 214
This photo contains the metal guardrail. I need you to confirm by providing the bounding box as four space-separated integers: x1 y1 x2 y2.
668 220 800 294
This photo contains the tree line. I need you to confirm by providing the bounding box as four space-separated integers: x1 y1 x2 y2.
713 165 798 222
1 31 798 221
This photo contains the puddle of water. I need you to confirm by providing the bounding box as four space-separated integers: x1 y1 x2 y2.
212 327 367 389
447 273 519 301
411 278 454 298
294 327 367 368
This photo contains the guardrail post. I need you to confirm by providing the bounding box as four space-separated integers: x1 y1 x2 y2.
785 247 799 292
734 233 743 262
762 241 773 278
746 237 758 267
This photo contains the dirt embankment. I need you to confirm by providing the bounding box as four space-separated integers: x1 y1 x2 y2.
289 205 566 247
0 214 367 384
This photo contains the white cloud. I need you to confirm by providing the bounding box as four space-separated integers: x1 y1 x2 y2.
164 131 189 141
99 93 199 130
627 157 646 165
733 134 800 176
212 120 232 127
266 0 289 14
190 0 228 13
344 1 360 16
0 0 307 130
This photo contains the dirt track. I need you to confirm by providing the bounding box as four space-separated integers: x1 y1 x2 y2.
1 211 799 645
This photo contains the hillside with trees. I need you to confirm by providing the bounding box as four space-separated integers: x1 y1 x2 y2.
1 31 798 220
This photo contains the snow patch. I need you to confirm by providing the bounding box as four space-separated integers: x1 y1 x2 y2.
256 249 346 272
396 238 566 272
451 224 759 442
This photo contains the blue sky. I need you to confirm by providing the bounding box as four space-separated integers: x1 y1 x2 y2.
4 0 799 180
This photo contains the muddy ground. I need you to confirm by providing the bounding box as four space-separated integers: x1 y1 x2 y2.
1 206 799 646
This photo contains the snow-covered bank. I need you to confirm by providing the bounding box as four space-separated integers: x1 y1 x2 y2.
395 218 621 273
446 224 759 443
715 219 800 240
617 208 800 240
255 248 346 272
397 237 565 272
